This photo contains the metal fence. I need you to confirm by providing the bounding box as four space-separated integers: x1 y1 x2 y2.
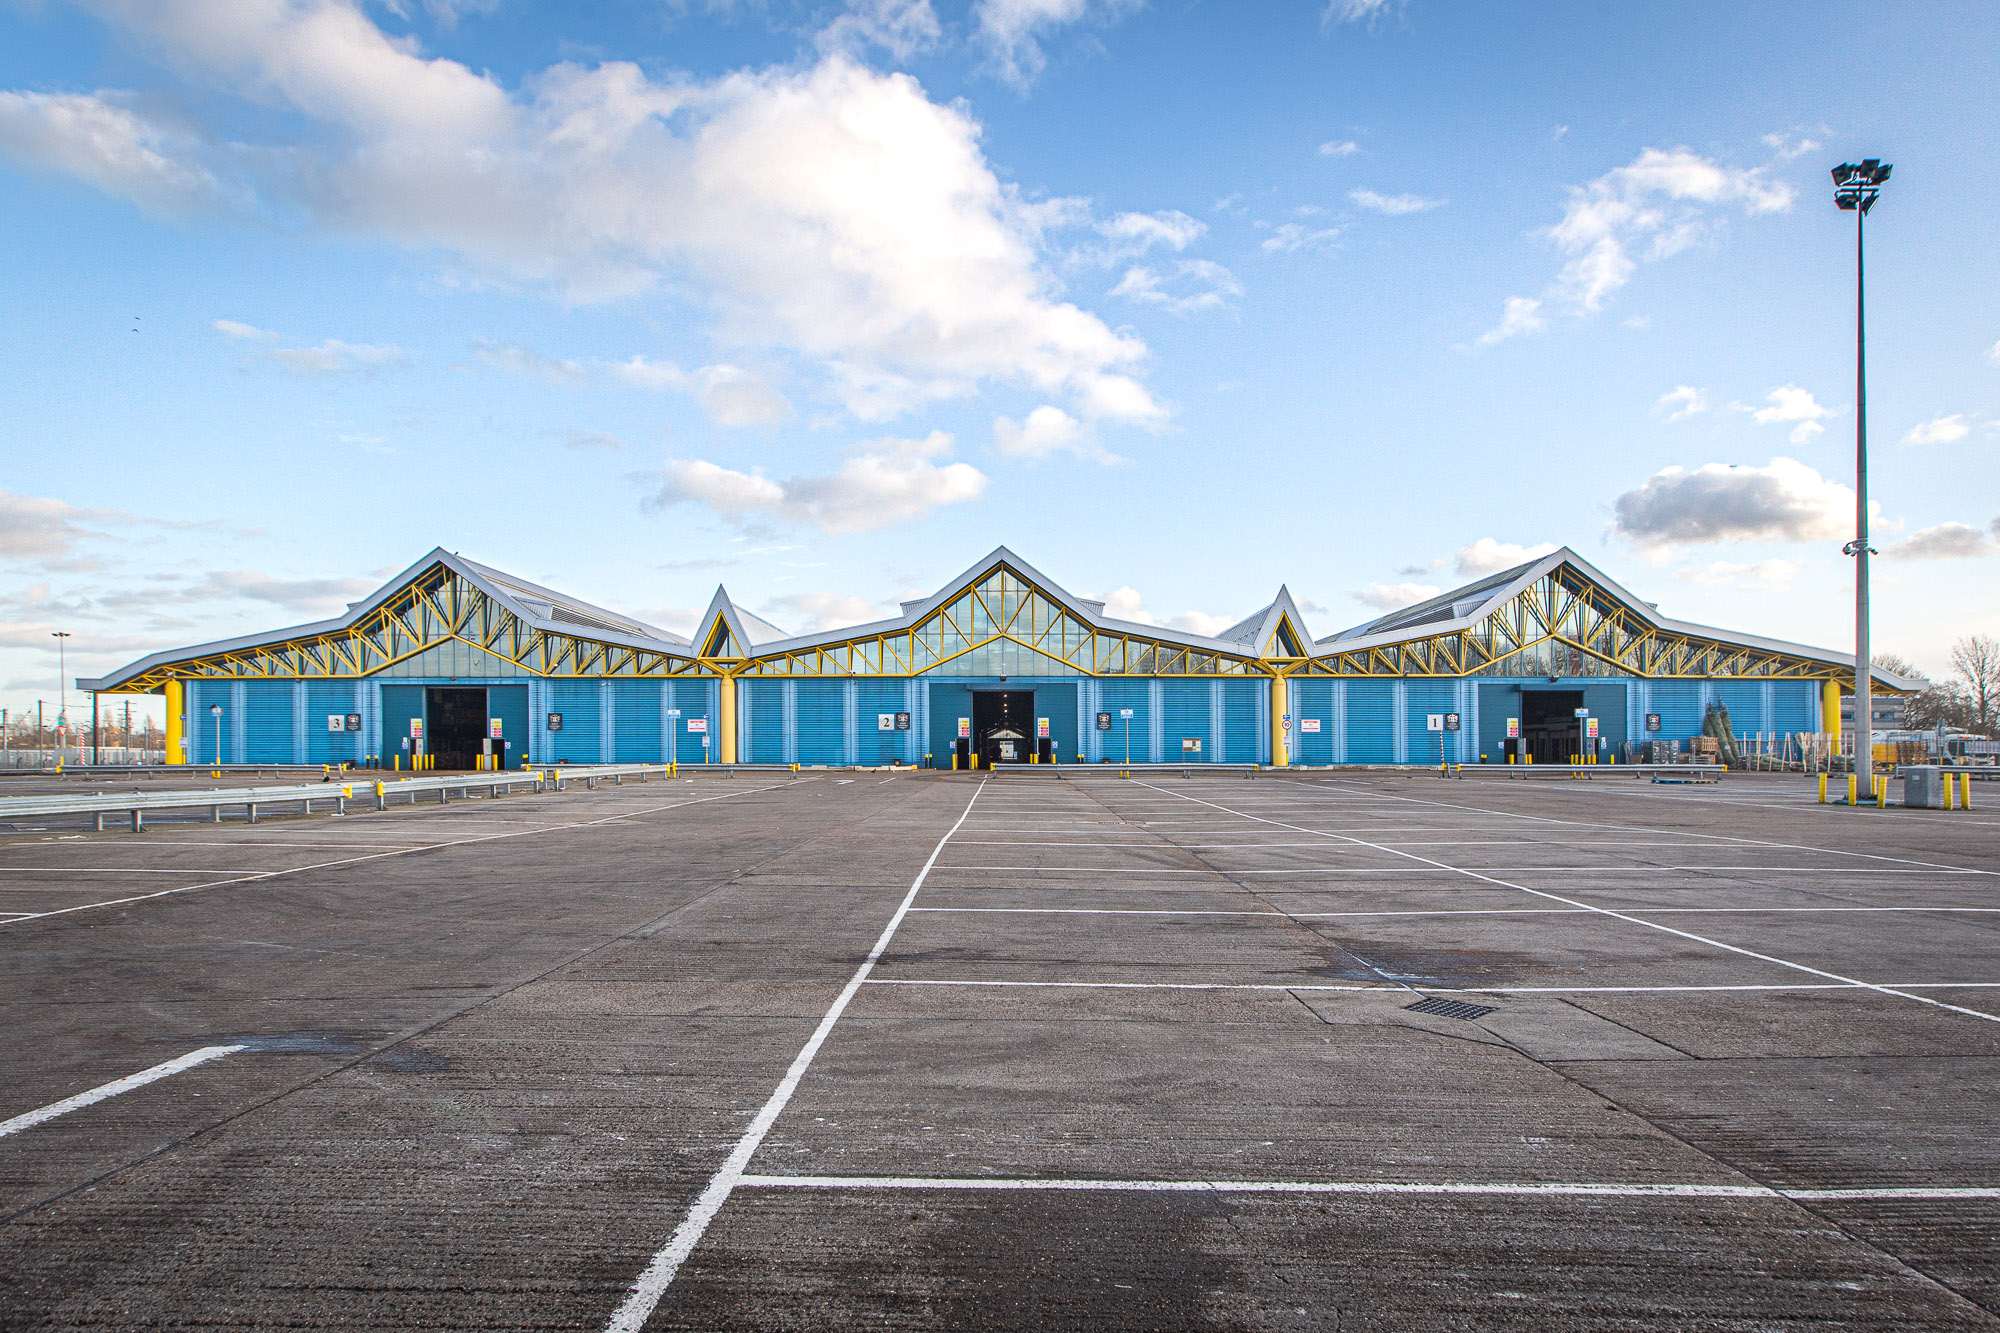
1 748 167 769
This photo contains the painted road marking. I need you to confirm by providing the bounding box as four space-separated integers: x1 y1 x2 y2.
0 1045 246 1139
907 905 2000 918
1135 782 2000 1026
736 1174 2000 1202
866 978 2000 995
605 780 989 1333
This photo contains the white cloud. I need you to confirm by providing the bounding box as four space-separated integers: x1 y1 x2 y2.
1 9 1161 427
1612 456 1859 548
992 404 1119 463
1317 139 1359 157
1348 188 1443 215
1323 0 1395 24
1260 222 1341 254
1455 538 1556 578
1761 130 1822 160
1109 260 1240 314
1655 385 1707 421
1881 522 1994 561
194 569 377 612
211 318 277 341
212 318 407 375
1903 414 1971 446
817 0 942 60
559 429 624 451
1354 581 1439 611
973 0 1141 90
1749 383 1832 443
645 431 985 534
612 355 686 391
693 365 792 427
1475 295 1544 346
1988 338 2000 366
765 591 888 631
1095 209 1205 256
0 90 237 216
1673 559 1798 588
1092 586 1225 634
1482 147 1793 342
474 338 584 384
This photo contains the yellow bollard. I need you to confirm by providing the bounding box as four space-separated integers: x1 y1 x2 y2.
1847 773 1858 806
1876 775 1888 807
1961 773 1974 811
1818 773 1828 804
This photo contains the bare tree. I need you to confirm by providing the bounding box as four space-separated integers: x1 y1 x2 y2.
1951 634 2000 733
1904 681 1973 731
1872 651 1923 679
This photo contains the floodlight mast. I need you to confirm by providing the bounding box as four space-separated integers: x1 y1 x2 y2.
1832 159 1890 774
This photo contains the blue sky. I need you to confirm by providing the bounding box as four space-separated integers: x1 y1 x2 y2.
3 0 1997 727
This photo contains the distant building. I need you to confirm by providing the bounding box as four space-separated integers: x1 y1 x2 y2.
1841 692 1909 731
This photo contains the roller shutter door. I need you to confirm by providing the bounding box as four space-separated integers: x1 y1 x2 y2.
1346 682 1394 764
1291 679 1334 765
856 681 908 765
306 682 360 763
744 681 786 763
1404 682 1455 766
1582 683 1630 749
1650 681 1704 743
187 681 231 762
1098 680 1149 765
1713 682 1765 735
1221 679 1261 763
669 680 716 765
611 681 663 762
1770 681 1814 735
242 681 295 762
1162 681 1210 762
547 681 601 764
794 681 846 765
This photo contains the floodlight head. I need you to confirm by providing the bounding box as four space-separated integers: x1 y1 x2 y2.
1832 163 1858 185
1872 161 1893 183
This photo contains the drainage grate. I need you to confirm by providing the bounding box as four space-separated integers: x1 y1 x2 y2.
1405 997 1497 1021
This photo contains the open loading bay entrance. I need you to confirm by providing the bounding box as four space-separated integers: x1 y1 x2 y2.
973 690 1037 766
1520 689 1583 766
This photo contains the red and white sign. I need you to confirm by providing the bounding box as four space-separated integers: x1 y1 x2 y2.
1036 717 1050 738
1300 718 1321 733
686 717 708 733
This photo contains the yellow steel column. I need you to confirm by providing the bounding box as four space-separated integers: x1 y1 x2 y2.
718 674 738 763
1270 674 1289 767
164 679 185 764
1821 677 1842 741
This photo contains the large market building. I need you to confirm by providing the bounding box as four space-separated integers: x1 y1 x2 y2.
80 546 1907 770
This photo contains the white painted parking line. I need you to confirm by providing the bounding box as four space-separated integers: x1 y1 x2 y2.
865 978 2000 995
0 1045 247 1139
0 867 287 875
605 780 989 1333
0 782 796 929
1137 782 2000 1027
934 864 1973 875
908 905 2000 919
736 1173 2000 1202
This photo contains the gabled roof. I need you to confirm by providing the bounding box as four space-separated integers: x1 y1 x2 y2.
79 548 691 692
1215 587 1313 656
1315 548 1917 690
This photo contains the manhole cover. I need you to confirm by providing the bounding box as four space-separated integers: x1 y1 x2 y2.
1405 997 1496 1021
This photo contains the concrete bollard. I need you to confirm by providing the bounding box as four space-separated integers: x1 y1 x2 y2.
131 808 143 833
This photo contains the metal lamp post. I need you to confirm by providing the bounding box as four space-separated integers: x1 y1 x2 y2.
1832 158 1890 775
51 630 71 764
211 702 224 766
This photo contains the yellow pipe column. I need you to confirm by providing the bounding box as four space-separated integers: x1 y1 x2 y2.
718 675 738 764
164 679 185 764
1821 677 1842 741
1269 674 1289 767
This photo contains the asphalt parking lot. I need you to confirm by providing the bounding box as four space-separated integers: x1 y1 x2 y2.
2 769 1997 1330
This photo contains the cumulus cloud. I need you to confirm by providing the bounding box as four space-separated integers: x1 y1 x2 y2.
1475 295 1544 347
1656 385 1707 421
974 0 1142 90
0 488 222 560
692 365 793 427
0 90 238 216
1318 139 1359 157
1455 538 1556 578
1109 260 1241 314
1748 384 1833 443
991 405 1120 463
817 0 942 60
1093 586 1227 635
1612 457 1859 548
213 318 408 376
1354 582 1439 611
1323 0 1395 24
1881 522 1995 561
1761 130 1822 160
765 591 889 632
0 7 1161 428
1480 147 1792 343
1092 209 1205 258
1348 188 1443 215
1904 414 1971 446
1674 559 1798 588
645 431 985 534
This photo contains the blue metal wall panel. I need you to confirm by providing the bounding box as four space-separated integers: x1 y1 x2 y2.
1649 681 1704 742
305 682 359 763
1582 684 1630 753
744 681 786 763
241 681 293 762
855 681 908 765
1404 682 1455 767
1162 681 1212 761
1221 679 1261 763
1292 679 1334 765
1477 683 1519 763
547 681 602 764
1346 682 1395 764
794 680 846 765
1713 681 1765 735
185 681 226 762
1033 682 1079 762
1097 680 1150 765
926 682 972 763
611 681 663 762
1771 681 1814 735
487 685 530 768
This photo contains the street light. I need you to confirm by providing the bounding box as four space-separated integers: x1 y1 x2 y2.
51 631 71 762
1832 158 1890 774
211 702 224 766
